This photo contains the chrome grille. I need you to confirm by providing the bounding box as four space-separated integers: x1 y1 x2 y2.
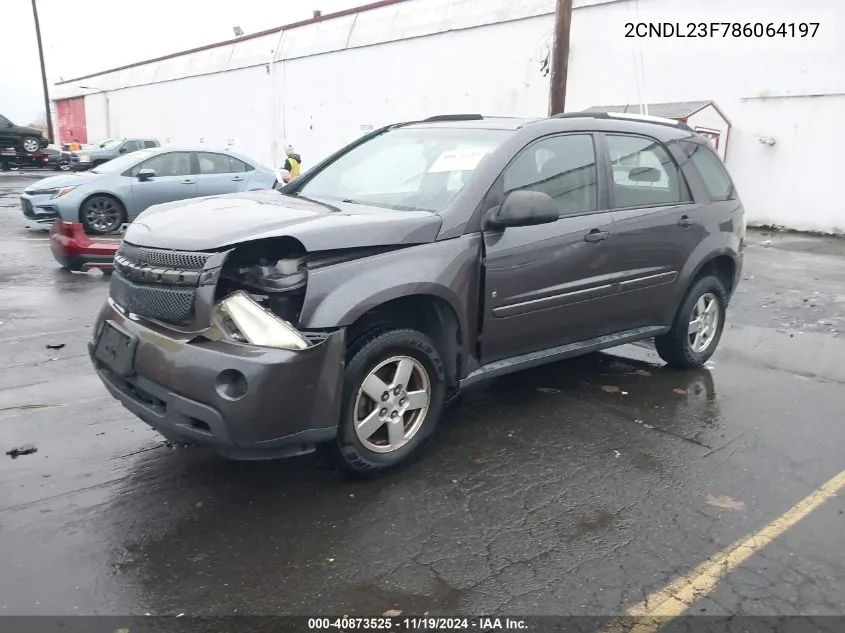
117 243 210 270
109 244 213 325
110 270 197 324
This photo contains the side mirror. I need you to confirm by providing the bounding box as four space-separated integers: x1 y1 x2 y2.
137 168 156 181
628 166 661 183
485 190 559 230
118 147 128 154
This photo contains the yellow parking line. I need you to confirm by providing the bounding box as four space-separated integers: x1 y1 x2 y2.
621 469 845 633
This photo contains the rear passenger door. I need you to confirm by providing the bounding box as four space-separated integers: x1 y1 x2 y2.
480 133 619 364
195 152 252 196
602 133 706 329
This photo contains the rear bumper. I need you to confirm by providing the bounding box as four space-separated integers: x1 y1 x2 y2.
49 220 119 271
89 299 346 460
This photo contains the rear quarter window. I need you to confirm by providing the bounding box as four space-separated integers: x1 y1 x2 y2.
683 142 736 202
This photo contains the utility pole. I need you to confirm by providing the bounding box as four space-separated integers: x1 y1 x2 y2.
548 0 573 116
31 0 54 142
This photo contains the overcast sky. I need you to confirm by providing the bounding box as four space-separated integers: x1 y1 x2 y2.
2 0 360 125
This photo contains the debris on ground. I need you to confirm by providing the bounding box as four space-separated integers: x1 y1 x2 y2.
1 403 55 412
6 444 38 458
613 450 622 458
635 369 652 377
706 494 746 511
536 387 560 393
602 385 620 393
45 343 65 350
383 610 402 617
673 388 688 395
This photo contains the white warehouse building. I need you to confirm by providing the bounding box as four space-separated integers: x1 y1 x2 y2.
52 0 844 233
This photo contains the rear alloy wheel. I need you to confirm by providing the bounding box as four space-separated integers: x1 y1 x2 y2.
655 275 727 369
81 195 126 235
327 328 446 478
22 137 40 153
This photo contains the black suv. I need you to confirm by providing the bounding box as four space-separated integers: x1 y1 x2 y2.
0 114 48 153
91 112 745 477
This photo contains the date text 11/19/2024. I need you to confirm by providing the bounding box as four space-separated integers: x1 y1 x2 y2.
308 617 528 630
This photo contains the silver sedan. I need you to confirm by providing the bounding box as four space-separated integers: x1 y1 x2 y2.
20 147 278 234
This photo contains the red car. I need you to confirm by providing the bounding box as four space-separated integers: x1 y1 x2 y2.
50 220 120 272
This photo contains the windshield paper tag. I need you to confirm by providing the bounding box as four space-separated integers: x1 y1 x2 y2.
428 148 492 173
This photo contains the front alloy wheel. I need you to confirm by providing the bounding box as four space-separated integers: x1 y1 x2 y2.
354 356 431 453
327 328 447 477
81 196 125 234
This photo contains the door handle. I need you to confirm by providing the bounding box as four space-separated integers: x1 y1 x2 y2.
231 176 245 182
180 179 195 184
584 229 609 243
678 215 693 228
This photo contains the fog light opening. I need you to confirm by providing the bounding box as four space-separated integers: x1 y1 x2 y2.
215 369 248 401
189 418 211 433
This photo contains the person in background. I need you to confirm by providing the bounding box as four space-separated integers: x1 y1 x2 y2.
282 145 302 183
68 139 81 152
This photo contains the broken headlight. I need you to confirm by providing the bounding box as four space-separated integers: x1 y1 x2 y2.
208 291 310 350
240 256 307 293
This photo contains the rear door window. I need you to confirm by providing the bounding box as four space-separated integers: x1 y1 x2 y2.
121 140 143 153
229 156 254 172
143 140 158 149
605 134 688 208
197 152 232 175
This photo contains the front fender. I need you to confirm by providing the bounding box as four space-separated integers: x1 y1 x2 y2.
299 235 484 371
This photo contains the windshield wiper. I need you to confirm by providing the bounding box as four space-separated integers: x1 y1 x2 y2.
342 198 429 212
292 193 342 213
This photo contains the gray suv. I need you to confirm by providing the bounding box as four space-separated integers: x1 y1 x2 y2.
71 138 159 170
90 112 744 477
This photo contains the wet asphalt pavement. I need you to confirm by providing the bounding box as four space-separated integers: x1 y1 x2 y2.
1 172 844 619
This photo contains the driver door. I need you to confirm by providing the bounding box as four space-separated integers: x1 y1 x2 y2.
128 152 198 216
480 133 619 364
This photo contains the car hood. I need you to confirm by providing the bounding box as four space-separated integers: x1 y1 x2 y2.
24 172 101 192
19 127 44 136
123 190 443 252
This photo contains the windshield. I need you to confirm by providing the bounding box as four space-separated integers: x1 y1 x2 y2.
100 139 123 151
297 127 509 212
90 149 156 174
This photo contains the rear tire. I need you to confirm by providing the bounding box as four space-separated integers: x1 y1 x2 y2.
325 328 447 478
655 275 727 369
80 195 126 235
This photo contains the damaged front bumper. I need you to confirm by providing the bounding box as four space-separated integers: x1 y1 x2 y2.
89 298 346 460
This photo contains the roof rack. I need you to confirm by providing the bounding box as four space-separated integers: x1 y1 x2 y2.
552 111 693 132
422 114 484 122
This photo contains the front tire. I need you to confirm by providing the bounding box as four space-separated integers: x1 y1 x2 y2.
80 195 126 235
326 328 447 478
655 275 728 369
